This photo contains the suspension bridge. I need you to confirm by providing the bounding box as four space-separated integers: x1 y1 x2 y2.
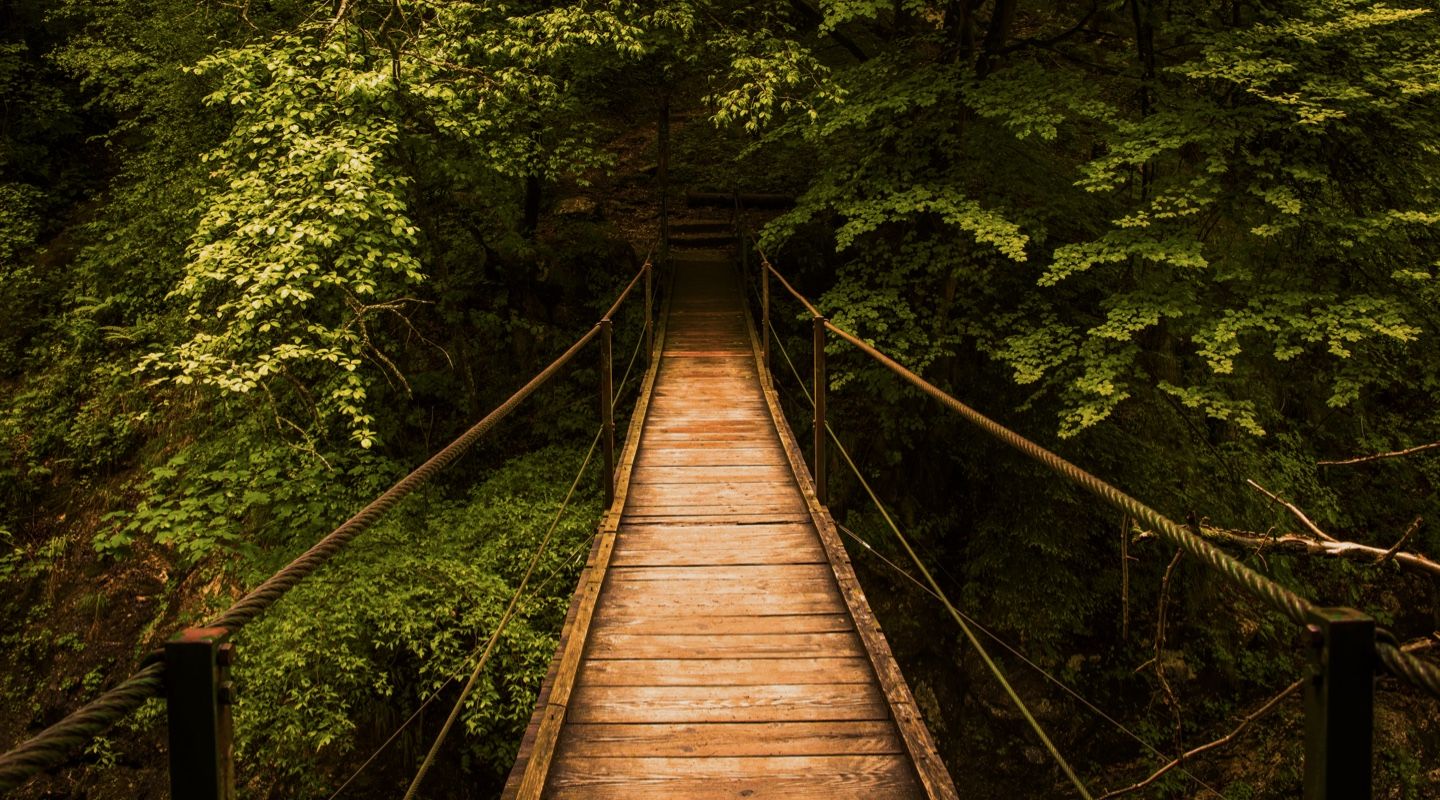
1 199 1437 799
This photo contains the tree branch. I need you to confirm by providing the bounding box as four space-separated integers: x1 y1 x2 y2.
1196 523 1440 580
1246 479 1338 542
1096 679 1302 800
1319 441 1440 467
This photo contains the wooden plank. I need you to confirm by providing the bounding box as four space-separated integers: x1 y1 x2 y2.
597 592 845 618
566 683 892 724
586 631 867 660
626 483 802 506
553 721 905 758
629 465 794 483
541 753 921 800
611 533 827 567
545 755 921 799
743 301 959 800
576 657 876 686
616 511 815 525
633 448 788 467
588 612 855 636
606 564 837 583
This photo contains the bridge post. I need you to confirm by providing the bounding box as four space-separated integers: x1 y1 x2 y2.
600 318 616 506
658 94 670 267
1302 607 1374 800
644 261 654 361
165 627 235 800
761 265 770 376
812 314 827 505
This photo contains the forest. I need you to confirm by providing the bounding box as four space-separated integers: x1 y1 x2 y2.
1 0 1438 797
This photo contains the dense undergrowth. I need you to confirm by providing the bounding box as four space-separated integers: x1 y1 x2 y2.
3 0 1439 798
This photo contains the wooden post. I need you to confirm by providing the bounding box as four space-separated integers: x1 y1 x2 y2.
600 318 616 506
1303 608 1374 800
166 627 235 800
812 315 827 505
644 261 654 361
761 265 771 374
658 94 670 267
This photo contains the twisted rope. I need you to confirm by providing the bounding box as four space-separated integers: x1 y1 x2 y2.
767 325 1093 798
759 259 1440 701
0 663 165 790
822 320 1440 700
209 324 602 633
0 261 655 791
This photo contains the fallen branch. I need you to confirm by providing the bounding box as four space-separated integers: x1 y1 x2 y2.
1319 441 1440 467
1379 516 1423 564
1402 634 1439 654
1246 479 1337 542
1197 524 1440 580
1096 678 1302 800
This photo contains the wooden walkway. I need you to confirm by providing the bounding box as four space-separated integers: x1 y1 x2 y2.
504 251 956 799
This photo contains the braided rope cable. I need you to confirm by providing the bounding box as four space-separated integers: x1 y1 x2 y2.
766 325 1093 798
819 320 1440 700
402 427 602 799
0 261 654 791
0 663 165 791
208 323 603 634
826 318 1317 627
754 257 1439 700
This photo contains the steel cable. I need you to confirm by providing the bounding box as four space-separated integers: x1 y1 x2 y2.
402 427 602 799
759 258 1440 701
0 663 165 791
766 328 1093 798
832 521 1227 800
0 261 654 791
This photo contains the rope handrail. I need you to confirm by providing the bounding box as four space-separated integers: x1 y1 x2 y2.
760 255 821 318
602 252 652 321
764 321 1093 797
758 259 1440 702
0 259 657 792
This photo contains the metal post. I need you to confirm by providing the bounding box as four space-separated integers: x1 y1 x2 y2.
644 261 654 361
761 265 771 373
812 315 827 505
166 627 235 800
600 318 616 506
1303 607 1374 800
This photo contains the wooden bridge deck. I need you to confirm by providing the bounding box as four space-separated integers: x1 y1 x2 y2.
504 252 956 799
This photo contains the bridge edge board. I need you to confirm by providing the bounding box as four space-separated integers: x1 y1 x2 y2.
739 283 962 800
505 265 672 800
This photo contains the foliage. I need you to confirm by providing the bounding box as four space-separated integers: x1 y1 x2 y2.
234 446 599 795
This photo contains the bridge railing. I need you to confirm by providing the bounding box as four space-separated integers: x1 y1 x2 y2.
736 223 1439 800
0 253 662 797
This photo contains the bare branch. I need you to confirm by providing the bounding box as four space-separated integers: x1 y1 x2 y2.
1197 523 1440 580
1379 516 1424 564
1153 547 1185 757
1402 634 1439 654
1246 479 1338 542
1319 441 1440 467
1096 679 1302 800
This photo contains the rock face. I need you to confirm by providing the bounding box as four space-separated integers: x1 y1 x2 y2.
554 196 600 218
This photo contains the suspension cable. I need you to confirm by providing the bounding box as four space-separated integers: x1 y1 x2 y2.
766 328 1093 798
330 307 653 799
402 276 656 796
761 259 1440 702
327 527 597 799
402 426 602 799
832 520 1225 800
0 261 655 791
